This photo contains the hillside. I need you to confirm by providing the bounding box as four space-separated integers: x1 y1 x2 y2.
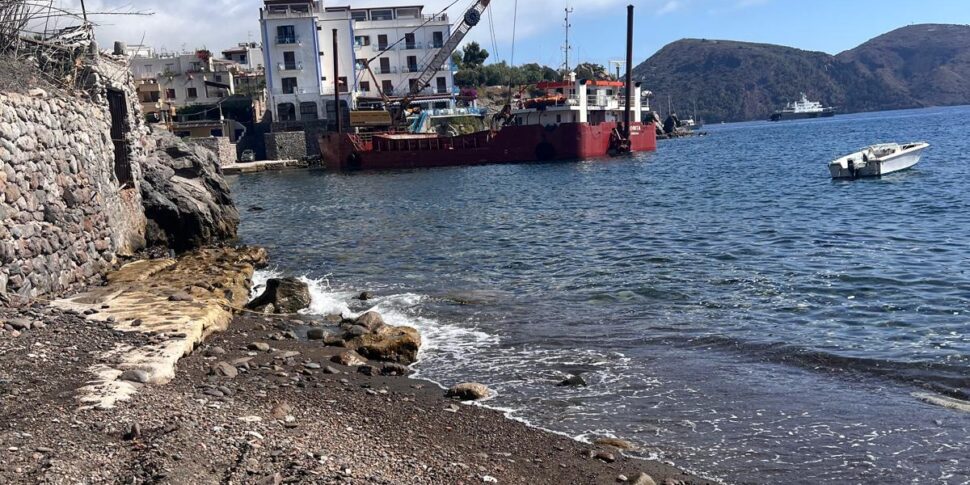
633 24 970 122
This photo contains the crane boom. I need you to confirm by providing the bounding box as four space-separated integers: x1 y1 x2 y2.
396 0 491 118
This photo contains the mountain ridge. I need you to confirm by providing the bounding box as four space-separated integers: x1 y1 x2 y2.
633 24 970 122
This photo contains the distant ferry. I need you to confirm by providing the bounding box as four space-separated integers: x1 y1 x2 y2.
770 94 836 121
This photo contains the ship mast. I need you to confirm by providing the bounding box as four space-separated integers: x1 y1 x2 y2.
562 7 574 74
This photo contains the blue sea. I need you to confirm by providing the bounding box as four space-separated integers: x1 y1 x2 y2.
230 105 970 484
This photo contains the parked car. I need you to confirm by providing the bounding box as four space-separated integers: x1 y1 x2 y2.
240 149 255 163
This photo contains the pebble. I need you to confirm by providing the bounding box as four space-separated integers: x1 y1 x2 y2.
306 327 328 340
248 342 271 352
119 369 150 384
211 361 238 378
205 346 227 356
323 366 341 374
631 473 657 485
594 451 616 463
303 362 321 370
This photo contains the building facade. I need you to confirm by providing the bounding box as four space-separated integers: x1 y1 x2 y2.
129 50 236 117
259 0 456 122
222 42 265 71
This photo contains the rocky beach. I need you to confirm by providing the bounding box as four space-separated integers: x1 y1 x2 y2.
0 289 712 484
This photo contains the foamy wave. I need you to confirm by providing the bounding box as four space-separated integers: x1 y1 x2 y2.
252 269 354 316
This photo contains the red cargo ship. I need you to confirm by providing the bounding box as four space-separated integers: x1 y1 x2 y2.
321 77 656 171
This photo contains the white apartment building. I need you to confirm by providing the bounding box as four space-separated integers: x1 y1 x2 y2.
129 50 236 110
259 0 456 122
222 42 265 71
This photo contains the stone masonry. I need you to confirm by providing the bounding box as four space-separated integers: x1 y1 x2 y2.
0 57 151 301
264 131 307 161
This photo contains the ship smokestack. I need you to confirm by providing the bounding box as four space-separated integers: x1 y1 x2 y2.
623 4 634 140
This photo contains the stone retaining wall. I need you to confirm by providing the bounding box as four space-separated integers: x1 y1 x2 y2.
0 59 150 301
187 137 237 166
264 131 307 161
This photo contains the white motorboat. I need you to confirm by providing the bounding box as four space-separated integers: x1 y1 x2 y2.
829 142 929 179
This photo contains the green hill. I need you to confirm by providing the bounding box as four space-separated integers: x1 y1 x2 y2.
633 24 970 122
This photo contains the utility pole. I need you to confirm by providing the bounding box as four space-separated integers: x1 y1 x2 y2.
562 7 574 73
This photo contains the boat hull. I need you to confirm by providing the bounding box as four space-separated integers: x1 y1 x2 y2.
769 110 836 122
829 143 928 179
321 121 657 171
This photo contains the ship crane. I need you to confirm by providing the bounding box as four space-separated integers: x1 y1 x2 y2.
382 0 491 121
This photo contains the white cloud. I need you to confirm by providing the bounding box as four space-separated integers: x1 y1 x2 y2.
78 0 649 55
657 1 684 15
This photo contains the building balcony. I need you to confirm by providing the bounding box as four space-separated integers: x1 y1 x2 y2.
262 5 317 19
277 62 304 71
270 88 317 96
375 66 397 74
403 65 420 73
276 35 301 45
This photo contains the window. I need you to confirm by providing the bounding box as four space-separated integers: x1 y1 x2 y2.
379 57 390 74
436 77 447 94
351 10 367 21
210 128 224 137
360 81 370 92
355 59 367 70
239 54 247 64
382 80 393 95
165 89 176 99
164 63 175 74
377 35 388 50
187 87 198 98
190 61 202 72
282 77 298 94
406 56 418 72
371 9 393 21
433 101 448 110
397 7 420 18
338 76 348 93
300 102 318 121
432 32 444 48
277 25 296 44
214 75 223 83
283 51 297 70
144 64 154 74
277 102 296 121
405 33 416 50
354 36 370 47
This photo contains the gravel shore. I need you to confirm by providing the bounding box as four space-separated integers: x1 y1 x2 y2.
0 304 715 484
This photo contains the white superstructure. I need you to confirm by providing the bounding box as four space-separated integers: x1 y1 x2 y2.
259 0 456 123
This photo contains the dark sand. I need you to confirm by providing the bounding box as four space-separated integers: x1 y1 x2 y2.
0 304 716 484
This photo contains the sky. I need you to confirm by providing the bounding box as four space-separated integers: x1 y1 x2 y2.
73 0 970 68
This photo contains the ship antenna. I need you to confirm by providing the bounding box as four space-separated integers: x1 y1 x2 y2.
562 6 574 75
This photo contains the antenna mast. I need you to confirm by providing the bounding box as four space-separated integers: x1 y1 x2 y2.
562 7 574 73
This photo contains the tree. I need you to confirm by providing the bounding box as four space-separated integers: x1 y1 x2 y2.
451 52 463 70
574 62 608 81
461 42 490 68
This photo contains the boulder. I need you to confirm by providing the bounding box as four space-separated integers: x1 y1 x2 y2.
246 278 311 314
306 327 328 340
381 363 410 376
140 127 240 252
345 325 421 365
631 473 657 485
593 437 636 451
446 382 490 401
353 311 385 332
356 291 374 301
557 374 587 387
331 349 367 367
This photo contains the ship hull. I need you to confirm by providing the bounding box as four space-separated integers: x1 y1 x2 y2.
769 110 836 122
321 121 657 171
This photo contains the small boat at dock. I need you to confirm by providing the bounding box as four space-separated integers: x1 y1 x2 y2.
829 142 929 179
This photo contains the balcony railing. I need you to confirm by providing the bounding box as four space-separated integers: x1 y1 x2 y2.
278 62 304 71
270 88 315 95
403 65 420 73
276 35 300 45
376 67 397 74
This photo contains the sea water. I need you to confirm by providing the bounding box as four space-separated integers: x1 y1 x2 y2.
232 105 970 484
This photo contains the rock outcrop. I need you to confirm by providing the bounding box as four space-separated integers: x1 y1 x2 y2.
347 325 421 365
246 277 311 314
140 128 239 252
